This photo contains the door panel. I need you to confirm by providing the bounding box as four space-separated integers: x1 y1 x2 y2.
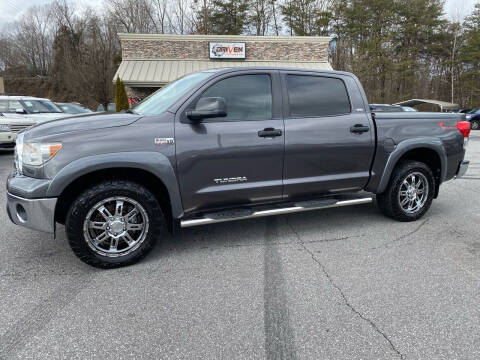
282 72 375 200
175 72 285 214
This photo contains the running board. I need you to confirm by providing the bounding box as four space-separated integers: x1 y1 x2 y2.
180 196 373 228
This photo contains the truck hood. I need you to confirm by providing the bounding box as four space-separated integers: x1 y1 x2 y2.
24 113 143 140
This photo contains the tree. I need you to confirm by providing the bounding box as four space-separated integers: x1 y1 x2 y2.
281 0 331 36
460 3 480 106
209 0 249 35
115 77 129 112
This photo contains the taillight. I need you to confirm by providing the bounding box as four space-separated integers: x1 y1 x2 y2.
458 121 471 137
457 121 470 149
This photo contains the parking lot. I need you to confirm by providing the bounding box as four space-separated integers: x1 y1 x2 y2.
0 134 479 359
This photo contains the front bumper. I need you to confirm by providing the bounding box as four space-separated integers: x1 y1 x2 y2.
455 160 469 179
0 132 16 148
6 192 57 233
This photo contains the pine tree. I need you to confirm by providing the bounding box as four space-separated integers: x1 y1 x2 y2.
460 3 480 106
115 77 129 112
210 0 249 35
281 0 331 36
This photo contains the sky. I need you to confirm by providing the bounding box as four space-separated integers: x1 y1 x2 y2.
0 0 478 27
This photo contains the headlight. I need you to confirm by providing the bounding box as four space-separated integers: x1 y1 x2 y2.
22 142 63 166
0 124 10 132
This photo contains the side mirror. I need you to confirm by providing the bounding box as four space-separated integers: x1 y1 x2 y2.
187 97 227 121
16 108 26 114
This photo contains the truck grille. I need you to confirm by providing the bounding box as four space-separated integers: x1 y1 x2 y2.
9 124 31 133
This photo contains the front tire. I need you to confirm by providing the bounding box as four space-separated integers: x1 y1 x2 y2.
65 180 165 268
377 161 435 222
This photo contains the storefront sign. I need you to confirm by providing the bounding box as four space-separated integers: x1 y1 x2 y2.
209 42 246 59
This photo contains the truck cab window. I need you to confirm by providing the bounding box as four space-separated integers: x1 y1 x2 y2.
198 74 272 121
286 75 351 118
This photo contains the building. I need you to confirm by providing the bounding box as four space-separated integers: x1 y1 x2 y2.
114 33 332 100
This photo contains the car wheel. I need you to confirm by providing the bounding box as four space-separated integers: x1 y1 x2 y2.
377 161 435 222
65 180 165 268
471 120 479 130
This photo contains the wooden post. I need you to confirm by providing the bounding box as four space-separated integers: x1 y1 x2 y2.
0 77 4 94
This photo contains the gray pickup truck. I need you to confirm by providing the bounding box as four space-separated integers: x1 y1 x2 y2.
6 67 470 268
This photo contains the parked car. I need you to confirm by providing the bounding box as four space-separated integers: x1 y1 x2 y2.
96 103 116 112
0 95 66 123
56 102 92 114
0 113 36 149
455 109 472 114
370 104 405 112
400 106 418 112
465 109 480 130
6 67 469 268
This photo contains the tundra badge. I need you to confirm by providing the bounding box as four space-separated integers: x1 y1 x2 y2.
214 177 248 184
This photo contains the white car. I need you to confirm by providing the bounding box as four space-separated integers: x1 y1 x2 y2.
0 113 36 149
0 95 67 124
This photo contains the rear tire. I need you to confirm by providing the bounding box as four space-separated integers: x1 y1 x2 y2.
65 180 165 268
377 161 435 222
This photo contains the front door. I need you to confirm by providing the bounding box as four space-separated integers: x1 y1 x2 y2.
175 71 285 214
281 71 375 200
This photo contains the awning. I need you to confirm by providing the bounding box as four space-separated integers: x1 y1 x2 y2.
114 59 333 87
394 99 459 111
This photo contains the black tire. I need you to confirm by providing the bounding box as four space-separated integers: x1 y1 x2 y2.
471 120 479 130
65 180 165 268
377 161 435 222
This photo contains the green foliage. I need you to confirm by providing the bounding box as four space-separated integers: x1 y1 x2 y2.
115 77 129 112
331 0 457 103
460 3 480 105
281 0 331 36
210 0 249 35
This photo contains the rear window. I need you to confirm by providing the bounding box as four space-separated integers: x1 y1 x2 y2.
286 75 351 118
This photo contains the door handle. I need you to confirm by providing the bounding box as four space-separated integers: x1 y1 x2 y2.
350 124 370 134
258 128 283 138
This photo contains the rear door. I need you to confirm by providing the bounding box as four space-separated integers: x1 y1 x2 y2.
175 70 285 214
281 71 375 200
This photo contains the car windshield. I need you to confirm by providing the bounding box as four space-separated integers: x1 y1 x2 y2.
21 100 62 113
469 109 480 114
58 104 91 114
134 72 213 115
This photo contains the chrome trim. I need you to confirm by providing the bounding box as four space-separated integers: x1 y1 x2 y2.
455 160 469 179
180 197 373 228
82 196 149 258
6 192 57 233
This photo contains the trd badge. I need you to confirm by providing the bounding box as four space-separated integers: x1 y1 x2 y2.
154 138 175 145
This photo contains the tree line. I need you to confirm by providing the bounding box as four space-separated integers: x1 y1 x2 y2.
0 0 479 109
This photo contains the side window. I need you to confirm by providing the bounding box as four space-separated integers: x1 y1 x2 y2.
286 75 351 118
9 100 22 112
198 74 272 121
0 100 8 113
0 100 22 113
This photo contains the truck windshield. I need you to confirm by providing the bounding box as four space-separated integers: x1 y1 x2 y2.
134 72 213 115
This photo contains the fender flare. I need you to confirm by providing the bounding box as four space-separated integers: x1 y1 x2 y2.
46 152 184 218
375 138 447 194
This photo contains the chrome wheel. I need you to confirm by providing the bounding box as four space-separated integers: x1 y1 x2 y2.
398 172 429 214
471 121 479 130
83 197 149 257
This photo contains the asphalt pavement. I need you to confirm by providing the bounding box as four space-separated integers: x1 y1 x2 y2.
1 134 480 359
